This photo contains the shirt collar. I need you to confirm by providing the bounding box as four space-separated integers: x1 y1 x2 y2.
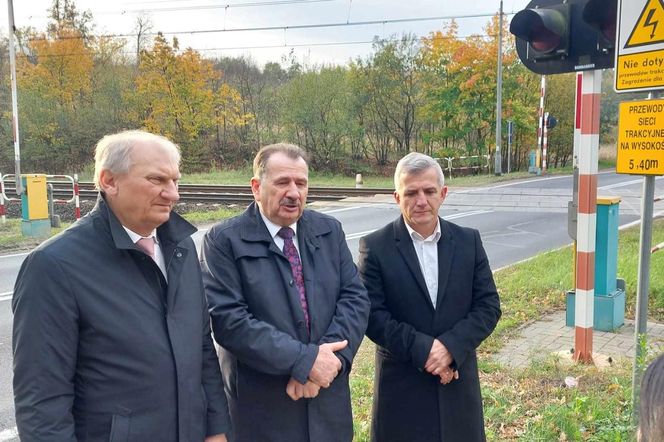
405 218 441 243
259 212 298 240
122 226 159 245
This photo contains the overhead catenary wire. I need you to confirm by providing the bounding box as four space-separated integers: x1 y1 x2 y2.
24 11 515 43
117 0 337 14
24 0 337 19
6 32 501 60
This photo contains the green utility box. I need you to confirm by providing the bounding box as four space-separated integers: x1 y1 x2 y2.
566 197 625 332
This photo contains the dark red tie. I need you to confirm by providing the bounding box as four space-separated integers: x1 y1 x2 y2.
278 227 309 329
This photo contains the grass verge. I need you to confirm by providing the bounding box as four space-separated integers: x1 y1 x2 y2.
0 219 69 251
351 218 664 441
0 207 243 253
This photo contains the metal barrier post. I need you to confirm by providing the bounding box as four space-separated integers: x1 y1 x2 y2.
74 174 81 220
444 157 453 179
0 173 5 223
47 183 61 228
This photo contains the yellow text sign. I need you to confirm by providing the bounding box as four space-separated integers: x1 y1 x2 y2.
616 98 664 175
616 50 664 91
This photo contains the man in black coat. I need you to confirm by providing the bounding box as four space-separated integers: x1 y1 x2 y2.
358 152 501 442
12 130 231 441
201 143 370 442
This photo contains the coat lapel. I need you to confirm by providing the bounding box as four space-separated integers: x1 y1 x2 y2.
394 217 435 310
434 218 455 309
158 211 197 307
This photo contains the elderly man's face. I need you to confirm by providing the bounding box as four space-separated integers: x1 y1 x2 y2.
394 167 447 237
101 141 180 236
251 152 308 227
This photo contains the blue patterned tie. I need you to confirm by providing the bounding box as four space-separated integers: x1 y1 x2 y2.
278 227 309 329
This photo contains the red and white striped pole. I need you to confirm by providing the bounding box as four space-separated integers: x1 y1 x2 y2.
574 69 601 364
74 173 81 220
0 173 5 223
537 75 546 171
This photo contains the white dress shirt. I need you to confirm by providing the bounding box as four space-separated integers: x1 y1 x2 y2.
260 212 301 255
123 226 168 281
405 220 442 308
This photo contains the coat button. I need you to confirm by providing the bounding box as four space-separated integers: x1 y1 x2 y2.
289 280 294 286
176 252 183 258
297 320 305 328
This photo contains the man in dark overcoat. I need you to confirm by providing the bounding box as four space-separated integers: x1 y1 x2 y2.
201 143 370 442
12 130 231 441
358 152 501 442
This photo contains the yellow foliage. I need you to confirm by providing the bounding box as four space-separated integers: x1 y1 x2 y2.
135 35 250 141
17 27 94 109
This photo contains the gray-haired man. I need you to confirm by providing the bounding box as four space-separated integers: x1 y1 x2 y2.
13 130 230 441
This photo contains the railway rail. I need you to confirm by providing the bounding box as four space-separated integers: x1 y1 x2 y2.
3 182 394 205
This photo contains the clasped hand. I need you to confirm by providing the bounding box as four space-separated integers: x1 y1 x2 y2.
425 339 459 385
286 340 347 401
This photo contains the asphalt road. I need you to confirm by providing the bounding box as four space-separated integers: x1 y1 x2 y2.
0 170 662 439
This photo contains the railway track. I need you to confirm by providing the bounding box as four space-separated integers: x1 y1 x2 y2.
3 182 393 205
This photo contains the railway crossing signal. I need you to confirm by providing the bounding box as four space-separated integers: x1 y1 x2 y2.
510 0 618 75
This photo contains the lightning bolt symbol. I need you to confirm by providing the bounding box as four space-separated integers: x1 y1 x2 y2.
644 9 658 39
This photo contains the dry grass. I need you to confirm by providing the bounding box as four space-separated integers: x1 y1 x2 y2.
599 144 617 162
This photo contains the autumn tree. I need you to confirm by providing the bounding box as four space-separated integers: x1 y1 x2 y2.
419 21 465 158
16 11 96 172
133 34 251 170
419 16 540 171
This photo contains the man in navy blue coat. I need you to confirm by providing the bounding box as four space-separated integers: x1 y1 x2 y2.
12 130 230 441
201 143 369 442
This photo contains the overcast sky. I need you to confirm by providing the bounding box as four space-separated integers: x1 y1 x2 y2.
2 0 531 67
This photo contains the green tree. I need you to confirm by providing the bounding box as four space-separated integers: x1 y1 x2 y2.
281 66 352 172
545 73 576 168
352 35 424 164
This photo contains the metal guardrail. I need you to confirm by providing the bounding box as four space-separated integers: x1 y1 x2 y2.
0 173 81 220
0 179 393 208
438 155 491 179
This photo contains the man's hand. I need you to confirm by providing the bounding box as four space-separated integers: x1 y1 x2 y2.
438 368 459 385
286 377 321 401
424 339 453 376
205 434 227 442
309 340 347 388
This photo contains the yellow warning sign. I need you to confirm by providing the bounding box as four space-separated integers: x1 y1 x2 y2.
616 98 664 176
626 0 664 48
616 0 664 92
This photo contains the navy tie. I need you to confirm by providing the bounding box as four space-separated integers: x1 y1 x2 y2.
278 227 309 329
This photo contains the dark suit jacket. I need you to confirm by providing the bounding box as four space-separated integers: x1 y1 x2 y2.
12 196 230 442
358 216 501 442
201 202 369 442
